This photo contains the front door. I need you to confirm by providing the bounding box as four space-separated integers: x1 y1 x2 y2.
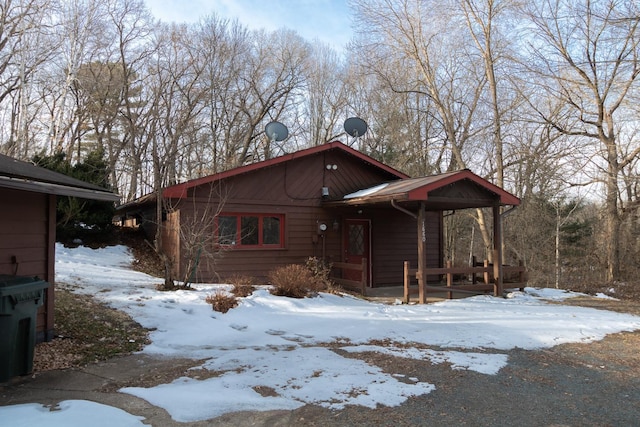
343 219 371 286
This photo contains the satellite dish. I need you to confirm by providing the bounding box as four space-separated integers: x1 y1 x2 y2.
265 121 289 142
344 117 368 138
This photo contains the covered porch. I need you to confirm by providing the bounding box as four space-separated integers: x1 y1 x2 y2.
325 169 526 303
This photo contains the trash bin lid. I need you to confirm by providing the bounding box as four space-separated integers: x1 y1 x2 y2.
0 275 42 287
0 275 49 297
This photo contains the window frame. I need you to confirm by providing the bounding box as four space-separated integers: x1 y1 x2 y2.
215 213 285 249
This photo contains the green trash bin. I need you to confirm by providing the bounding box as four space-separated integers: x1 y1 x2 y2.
0 275 50 382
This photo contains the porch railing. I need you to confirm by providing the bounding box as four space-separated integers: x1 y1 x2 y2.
330 258 367 296
403 258 527 304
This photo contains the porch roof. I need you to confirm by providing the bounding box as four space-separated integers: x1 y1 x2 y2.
325 169 520 210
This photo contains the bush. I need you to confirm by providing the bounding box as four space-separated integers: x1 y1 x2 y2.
205 291 238 313
228 275 256 298
305 257 334 289
268 263 326 298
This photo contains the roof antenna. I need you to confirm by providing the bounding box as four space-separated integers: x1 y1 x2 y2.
343 117 367 147
265 121 289 144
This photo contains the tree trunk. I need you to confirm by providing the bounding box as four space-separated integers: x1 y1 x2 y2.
605 153 621 282
151 130 176 290
154 189 175 290
555 206 560 289
475 208 493 263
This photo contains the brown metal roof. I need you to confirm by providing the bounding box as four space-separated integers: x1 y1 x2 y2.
326 169 520 209
0 153 119 202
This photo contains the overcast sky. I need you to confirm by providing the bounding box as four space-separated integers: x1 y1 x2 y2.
145 0 353 51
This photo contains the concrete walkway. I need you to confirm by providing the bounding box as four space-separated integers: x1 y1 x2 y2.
0 353 297 426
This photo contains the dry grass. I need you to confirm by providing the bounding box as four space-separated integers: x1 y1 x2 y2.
34 286 150 372
563 280 640 301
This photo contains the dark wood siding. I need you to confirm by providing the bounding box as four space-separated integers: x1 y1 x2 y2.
324 150 400 198
169 149 400 283
369 209 441 287
188 150 400 205
175 195 443 287
141 147 444 287
0 187 55 340
175 198 341 283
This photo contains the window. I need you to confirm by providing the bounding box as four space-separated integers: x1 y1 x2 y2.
241 216 259 245
217 216 237 245
348 223 365 255
263 216 281 245
216 213 284 248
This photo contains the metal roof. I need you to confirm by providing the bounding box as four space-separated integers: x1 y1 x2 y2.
327 169 520 209
0 153 120 202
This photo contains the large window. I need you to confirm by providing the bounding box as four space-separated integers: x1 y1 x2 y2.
216 213 284 248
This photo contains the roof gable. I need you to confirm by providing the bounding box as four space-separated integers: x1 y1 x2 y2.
163 141 409 199
336 169 520 209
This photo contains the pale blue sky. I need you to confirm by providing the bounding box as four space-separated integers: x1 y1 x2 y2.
146 0 353 51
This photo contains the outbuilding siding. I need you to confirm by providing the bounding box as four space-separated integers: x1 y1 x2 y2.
0 187 56 340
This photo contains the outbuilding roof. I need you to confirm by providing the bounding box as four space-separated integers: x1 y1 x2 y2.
0 153 119 202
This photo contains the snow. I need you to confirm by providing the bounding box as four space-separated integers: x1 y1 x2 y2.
343 183 389 199
0 400 146 427
2 243 640 424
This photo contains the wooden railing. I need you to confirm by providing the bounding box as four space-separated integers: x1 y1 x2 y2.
331 258 367 296
403 259 527 304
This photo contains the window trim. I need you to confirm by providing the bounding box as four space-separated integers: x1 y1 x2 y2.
216 213 285 249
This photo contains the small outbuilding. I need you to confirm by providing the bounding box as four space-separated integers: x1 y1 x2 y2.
0 153 119 341
118 142 525 300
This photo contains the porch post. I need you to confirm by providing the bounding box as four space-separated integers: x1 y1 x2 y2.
417 202 427 304
492 205 503 296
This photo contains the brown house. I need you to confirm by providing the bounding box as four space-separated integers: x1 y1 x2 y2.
0 153 119 340
119 142 522 299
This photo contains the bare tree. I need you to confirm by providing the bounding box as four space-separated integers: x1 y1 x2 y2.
461 0 517 188
150 22 208 186
351 0 489 170
520 0 640 282
351 0 509 259
189 15 249 175
304 43 350 146
107 0 155 199
141 20 216 288
0 0 57 156
231 29 310 165
171 183 229 287
47 0 110 159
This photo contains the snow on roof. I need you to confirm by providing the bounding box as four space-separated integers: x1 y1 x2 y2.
344 183 389 199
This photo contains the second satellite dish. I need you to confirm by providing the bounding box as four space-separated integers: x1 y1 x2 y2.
265 121 289 142
344 117 367 138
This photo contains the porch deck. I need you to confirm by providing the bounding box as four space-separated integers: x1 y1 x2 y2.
362 286 466 304
334 258 527 304
362 282 526 305
403 259 527 304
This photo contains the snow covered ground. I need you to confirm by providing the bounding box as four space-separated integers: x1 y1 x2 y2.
2 243 640 425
